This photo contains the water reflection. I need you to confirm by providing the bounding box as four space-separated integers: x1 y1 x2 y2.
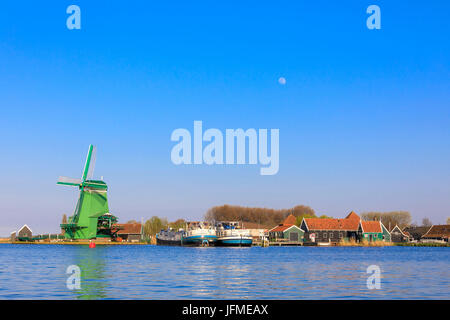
68 246 108 299
0 245 449 299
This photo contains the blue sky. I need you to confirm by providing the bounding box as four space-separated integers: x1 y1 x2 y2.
0 1 449 235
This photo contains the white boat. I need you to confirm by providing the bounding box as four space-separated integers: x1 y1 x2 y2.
215 221 253 247
183 221 217 246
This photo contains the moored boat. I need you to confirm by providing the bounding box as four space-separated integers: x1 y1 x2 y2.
183 221 217 246
215 221 253 247
156 228 184 246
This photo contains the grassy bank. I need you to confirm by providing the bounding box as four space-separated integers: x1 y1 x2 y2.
394 242 449 247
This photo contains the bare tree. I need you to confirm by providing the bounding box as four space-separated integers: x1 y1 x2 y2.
421 218 432 227
361 211 412 230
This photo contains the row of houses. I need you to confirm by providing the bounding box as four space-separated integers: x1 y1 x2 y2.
267 211 450 245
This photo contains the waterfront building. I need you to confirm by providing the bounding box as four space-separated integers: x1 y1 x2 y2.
390 225 410 242
116 223 142 242
10 231 16 242
402 226 432 241
240 221 269 240
17 225 32 241
301 211 361 244
360 220 391 242
268 214 304 242
421 225 450 243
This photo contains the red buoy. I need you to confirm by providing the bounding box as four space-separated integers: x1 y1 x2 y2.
89 240 96 248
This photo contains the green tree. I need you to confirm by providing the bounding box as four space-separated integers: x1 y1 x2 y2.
143 216 168 238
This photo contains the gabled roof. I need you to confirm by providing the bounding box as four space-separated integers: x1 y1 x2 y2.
303 218 359 231
269 224 302 233
116 223 142 235
422 225 450 239
282 214 297 225
345 211 360 221
361 221 382 233
390 225 408 237
18 224 32 233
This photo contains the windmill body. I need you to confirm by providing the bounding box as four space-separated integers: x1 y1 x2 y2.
58 145 120 240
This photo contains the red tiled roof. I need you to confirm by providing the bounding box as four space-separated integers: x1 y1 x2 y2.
422 225 450 238
304 218 359 231
345 211 360 221
361 221 382 233
283 214 297 225
116 223 142 235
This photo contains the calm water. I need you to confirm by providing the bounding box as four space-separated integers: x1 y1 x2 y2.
0 244 448 299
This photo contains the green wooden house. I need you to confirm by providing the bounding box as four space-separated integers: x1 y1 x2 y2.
360 221 391 242
268 214 304 242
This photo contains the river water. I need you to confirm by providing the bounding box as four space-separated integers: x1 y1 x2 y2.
0 244 448 299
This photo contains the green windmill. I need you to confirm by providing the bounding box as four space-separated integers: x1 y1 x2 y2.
58 145 120 240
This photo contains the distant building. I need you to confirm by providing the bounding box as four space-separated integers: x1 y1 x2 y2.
421 225 450 243
10 231 16 242
402 226 432 241
116 223 142 242
240 221 269 240
390 225 410 242
268 214 304 242
17 225 32 241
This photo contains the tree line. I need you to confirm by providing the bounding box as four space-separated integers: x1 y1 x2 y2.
204 204 330 227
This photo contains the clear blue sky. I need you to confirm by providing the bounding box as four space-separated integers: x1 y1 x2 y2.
0 1 449 235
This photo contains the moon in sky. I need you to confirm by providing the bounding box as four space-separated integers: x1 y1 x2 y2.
278 77 286 85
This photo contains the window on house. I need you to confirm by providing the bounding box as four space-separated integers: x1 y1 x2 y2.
329 233 333 239
324 233 327 238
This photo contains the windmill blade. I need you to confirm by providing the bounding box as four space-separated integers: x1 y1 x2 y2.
86 146 97 180
81 145 96 181
57 176 82 186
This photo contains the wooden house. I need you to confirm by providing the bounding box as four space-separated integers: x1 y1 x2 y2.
360 220 391 242
268 214 304 242
301 211 361 244
402 226 432 241
390 225 410 242
10 231 16 242
17 225 32 241
116 223 142 242
421 225 450 243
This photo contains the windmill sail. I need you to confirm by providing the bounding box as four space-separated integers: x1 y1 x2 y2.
86 146 97 180
57 176 82 186
82 145 96 181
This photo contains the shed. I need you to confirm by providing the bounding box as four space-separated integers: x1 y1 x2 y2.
116 223 142 242
17 225 32 241
390 225 410 242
